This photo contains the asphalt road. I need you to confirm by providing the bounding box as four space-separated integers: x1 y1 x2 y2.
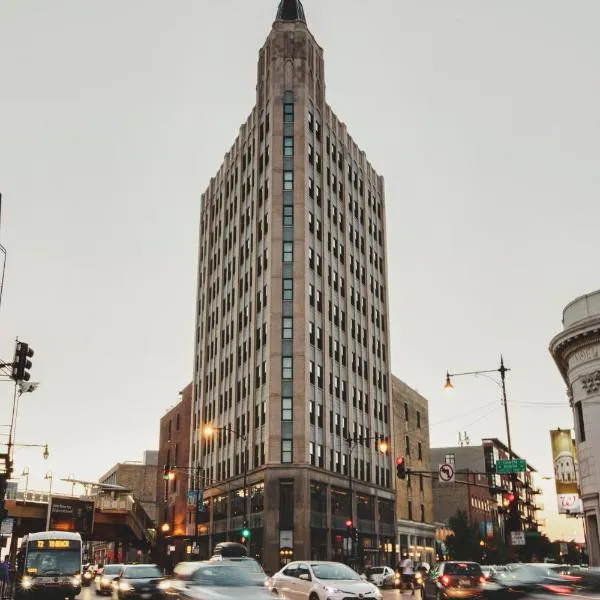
382 588 424 599
76 584 420 600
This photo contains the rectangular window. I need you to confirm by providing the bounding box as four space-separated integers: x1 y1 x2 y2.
283 103 294 123
281 440 293 463
417 411 421 429
279 480 294 527
282 397 292 421
283 242 293 263
282 317 293 339
418 442 423 460
283 170 294 191
283 278 293 300
283 205 294 227
282 357 293 379
284 136 294 156
445 453 455 464
576 401 586 442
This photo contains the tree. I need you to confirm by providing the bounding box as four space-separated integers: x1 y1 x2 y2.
445 510 482 561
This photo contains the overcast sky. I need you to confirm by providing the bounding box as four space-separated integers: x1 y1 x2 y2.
1 0 597 542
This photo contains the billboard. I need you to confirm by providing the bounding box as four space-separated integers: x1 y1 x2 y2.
550 429 583 515
46 496 95 536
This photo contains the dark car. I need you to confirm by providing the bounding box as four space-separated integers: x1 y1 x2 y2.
424 561 484 599
115 564 167 600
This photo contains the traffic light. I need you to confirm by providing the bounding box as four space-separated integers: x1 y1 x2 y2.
11 341 34 382
163 465 175 481
241 519 250 541
505 492 515 505
345 519 353 536
396 457 407 479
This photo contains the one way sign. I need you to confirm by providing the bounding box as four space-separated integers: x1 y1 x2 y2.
438 463 456 483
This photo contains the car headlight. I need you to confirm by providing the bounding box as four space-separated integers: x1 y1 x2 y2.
324 585 341 594
100 577 110 586
22 576 34 589
119 582 133 591
72 576 82 587
157 580 170 590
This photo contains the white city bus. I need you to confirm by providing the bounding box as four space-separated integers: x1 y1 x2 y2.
15 531 83 599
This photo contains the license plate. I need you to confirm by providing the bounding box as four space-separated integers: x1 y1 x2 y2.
459 578 471 586
142 594 151 599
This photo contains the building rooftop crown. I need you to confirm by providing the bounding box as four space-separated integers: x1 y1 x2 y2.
275 0 307 24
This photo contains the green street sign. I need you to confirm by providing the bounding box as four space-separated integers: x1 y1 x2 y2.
495 459 527 474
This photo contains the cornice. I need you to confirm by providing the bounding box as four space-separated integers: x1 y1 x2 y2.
549 320 600 380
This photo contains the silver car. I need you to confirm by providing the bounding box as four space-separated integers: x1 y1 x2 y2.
175 562 274 600
270 561 383 600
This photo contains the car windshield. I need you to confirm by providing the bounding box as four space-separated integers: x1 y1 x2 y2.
311 563 361 581
103 565 123 575
192 565 262 587
123 566 162 579
444 563 482 576
26 550 81 575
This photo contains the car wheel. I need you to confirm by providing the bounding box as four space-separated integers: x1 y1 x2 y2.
309 594 320 600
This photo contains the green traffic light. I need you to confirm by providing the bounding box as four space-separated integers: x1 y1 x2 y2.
241 528 251 538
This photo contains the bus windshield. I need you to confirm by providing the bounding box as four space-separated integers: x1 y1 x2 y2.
26 549 81 576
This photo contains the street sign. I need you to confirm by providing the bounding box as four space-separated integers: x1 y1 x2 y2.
495 459 527 474
510 531 526 546
438 463 456 483
0 518 14 535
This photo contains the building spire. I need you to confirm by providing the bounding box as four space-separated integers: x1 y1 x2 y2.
275 0 307 24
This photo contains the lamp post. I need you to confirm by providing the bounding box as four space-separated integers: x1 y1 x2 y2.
44 472 53 496
202 424 249 547
344 434 389 569
162 464 205 558
444 356 521 546
22 467 29 505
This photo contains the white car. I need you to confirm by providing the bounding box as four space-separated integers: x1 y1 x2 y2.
270 560 383 600
369 565 399 587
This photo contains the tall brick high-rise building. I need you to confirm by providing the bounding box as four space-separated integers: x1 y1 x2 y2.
190 0 394 572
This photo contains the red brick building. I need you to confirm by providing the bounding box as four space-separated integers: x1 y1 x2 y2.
157 383 192 563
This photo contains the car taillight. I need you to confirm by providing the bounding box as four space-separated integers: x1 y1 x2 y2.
480 576 486 584
541 584 572 595
441 575 450 586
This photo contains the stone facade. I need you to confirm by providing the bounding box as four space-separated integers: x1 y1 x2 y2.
391 377 436 564
98 452 158 524
190 1 394 574
550 289 600 566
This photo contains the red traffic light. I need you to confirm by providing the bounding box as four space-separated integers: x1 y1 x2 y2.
396 457 404 465
345 519 353 528
506 492 515 503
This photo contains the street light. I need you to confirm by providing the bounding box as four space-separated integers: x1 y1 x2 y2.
344 434 389 567
13 443 49 461
443 356 521 545
161 523 170 534
203 424 249 545
44 472 53 495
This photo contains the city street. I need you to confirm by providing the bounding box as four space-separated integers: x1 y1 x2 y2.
74 588 418 599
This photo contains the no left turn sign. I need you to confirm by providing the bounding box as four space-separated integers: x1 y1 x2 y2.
438 463 455 483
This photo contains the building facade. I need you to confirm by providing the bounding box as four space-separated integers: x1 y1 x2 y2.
99 452 159 524
189 0 394 573
391 376 436 565
431 439 541 538
156 383 193 564
550 289 600 566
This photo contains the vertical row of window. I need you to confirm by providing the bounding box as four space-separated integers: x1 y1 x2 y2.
281 92 295 465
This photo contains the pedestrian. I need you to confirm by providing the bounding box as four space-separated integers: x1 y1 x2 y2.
0 556 10 599
400 553 415 595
